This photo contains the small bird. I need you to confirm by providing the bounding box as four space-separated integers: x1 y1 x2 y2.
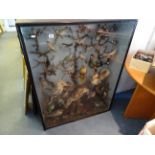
75 37 86 46
91 68 110 86
102 49 117 64
65 87 89 108
88 54 101 68
46 41 56 52
78 52 86 60
54 28 67 42
63 54 74 63
78 66 87 84
97 28 109 36
54 80 71 95
48 109 64 118
77 25 87 33
45 64 56 76
39 77 53 92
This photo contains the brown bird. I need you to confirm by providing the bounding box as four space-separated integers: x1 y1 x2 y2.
75 37 86 45
54 28 67 42
97 28 110 36
77 25 87 33
91 68 110 86
78 66 87 84
46 41 56 52
78 52 86 60
103 49 117 59
65 87 89 108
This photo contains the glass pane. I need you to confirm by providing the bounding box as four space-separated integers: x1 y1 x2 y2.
19 20 137 128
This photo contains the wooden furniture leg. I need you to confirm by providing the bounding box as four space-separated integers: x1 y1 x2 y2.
25 75 30 114
124 85 155 119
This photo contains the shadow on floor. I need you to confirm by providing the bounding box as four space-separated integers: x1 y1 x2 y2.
111 90 147 135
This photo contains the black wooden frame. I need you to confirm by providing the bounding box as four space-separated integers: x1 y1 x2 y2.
16 19 137 130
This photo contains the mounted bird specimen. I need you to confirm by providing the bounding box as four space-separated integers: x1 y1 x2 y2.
54 28 68 42
46 41 56 52
39 77 55 96
74 36 86 46
65 87 89 108
78 66 87 84
91 68 110 86
89 54 101 69
77 25 88 33
102 49 117 64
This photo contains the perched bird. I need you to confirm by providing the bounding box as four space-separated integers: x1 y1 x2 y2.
78 52 86 61
91 73 100 86
46 41 56 52
45 64 56 76
91 68 110 86
75 37 86 46
65 87 89 108
63 54 74 63
32 55 51 68
77 25 88 33
39 77 54 93
78 66 87 84
103 49 117 58
99 68 110 81
54 28 67 42
48 109 64 118
102 49 117 64
54 80 72 95
88 54 101 68
97 28 110 36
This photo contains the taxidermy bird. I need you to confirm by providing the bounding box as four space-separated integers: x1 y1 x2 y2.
65 87 89 108
78 52 86 61
62 54 74 63
102 49 117 64
75 36 86 46
97 28 110 36
44 64 56 76
103 49 117 58
46 41 56 52
39 77 54 94
49 109 64 118
54 28 67 42
43 56 56 76
89 54 101 68
77 25 88 33
53 80 72 96
78 66 87 84
91 68 110 86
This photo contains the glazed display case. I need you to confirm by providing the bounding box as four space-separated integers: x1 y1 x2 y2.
16 19 137 129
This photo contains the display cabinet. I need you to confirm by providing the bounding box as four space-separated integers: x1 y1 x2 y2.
16 19 137 129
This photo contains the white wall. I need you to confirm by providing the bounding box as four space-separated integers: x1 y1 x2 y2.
4 19 16 32
117 19 155 93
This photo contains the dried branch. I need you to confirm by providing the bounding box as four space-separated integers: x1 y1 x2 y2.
30 50 51 57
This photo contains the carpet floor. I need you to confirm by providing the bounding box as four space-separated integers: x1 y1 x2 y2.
0 32 147 135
